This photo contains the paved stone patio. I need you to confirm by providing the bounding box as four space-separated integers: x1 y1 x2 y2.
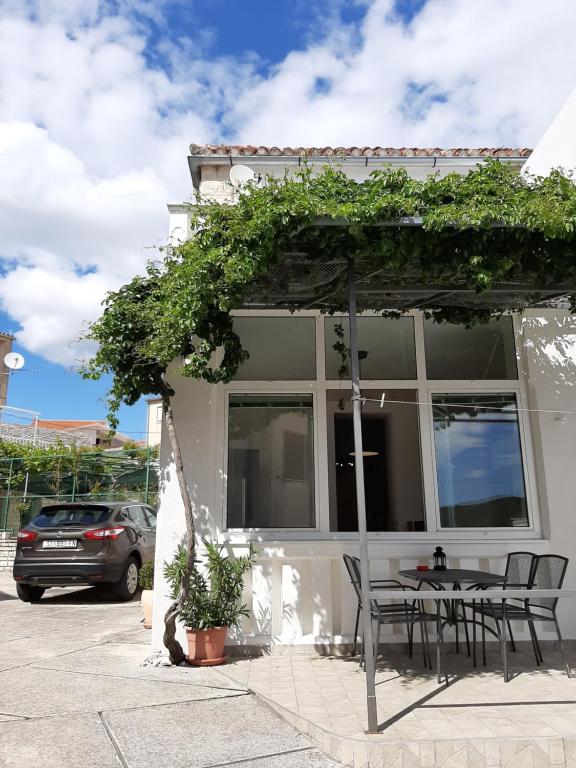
0 574 340 768
221 644 576 768
3 569 576 768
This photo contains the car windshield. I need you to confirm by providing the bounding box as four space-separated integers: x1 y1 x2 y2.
32 506 112 528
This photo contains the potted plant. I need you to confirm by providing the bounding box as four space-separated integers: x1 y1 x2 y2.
164 541 255 666
138 561 155 629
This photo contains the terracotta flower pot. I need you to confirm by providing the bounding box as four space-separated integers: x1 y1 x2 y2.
185 626 228 666
141 589 153 629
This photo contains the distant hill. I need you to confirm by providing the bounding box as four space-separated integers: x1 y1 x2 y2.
440 495 528 527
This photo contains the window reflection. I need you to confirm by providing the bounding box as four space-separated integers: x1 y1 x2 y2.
325 316 417 380
432 394 528 528
227 395 315 528
425 317 517 380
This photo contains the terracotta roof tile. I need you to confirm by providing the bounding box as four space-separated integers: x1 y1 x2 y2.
36 419 107 430
190 144 532 159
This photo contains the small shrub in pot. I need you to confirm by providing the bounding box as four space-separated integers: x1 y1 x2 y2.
164 541 255 665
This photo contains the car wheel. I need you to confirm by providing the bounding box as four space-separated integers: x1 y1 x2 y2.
16 584 45 603
113 557 139 601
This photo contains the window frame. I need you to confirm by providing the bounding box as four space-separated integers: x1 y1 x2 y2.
426 386 536 534
220 309 540 541
224 387 321 533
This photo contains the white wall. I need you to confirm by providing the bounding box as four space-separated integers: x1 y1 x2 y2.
152 152 576 654
151 371 224 651
151 310 576 652
146 400 162 448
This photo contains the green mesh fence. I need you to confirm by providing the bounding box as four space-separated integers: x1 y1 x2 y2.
0 450 159 534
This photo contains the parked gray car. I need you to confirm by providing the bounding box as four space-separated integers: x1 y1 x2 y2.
13 501 156 602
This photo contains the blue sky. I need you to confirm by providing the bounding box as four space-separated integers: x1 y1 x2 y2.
0 310 144 438
0 0 575 439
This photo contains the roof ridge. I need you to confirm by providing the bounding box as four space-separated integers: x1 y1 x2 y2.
189 144 532 158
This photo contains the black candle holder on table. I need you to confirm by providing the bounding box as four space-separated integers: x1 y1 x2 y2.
433 546 447 571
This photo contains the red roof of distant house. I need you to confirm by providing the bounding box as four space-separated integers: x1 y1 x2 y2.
36 420 107 431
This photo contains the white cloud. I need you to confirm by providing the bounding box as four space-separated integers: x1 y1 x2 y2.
232 0 576 147
0 4 247 364
1 0 576 367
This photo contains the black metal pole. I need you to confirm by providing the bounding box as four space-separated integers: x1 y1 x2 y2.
347 257 378 733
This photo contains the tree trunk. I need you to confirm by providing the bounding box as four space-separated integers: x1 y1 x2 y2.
161 382 196 665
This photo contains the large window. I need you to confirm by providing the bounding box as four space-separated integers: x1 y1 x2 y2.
325 316 417 380
227 395 315 528
223 312 534 536
424 317 517 380
432 394 528 528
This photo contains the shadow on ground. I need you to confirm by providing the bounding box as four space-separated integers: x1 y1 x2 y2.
37 585 142 606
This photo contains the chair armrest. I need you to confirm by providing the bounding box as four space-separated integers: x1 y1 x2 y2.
370 580 419 592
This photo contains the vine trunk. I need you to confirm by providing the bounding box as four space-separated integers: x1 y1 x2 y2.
161 382 196 665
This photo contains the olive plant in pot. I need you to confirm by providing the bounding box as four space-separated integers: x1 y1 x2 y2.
138 561 155 629
164 541 255 666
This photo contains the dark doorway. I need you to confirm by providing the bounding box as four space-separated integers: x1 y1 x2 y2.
334 415 388 531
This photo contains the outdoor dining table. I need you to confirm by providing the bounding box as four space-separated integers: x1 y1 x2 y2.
399 568 507 656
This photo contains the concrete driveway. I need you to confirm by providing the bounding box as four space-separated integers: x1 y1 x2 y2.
0 574 340 768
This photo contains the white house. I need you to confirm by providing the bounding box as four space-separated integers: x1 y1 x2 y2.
151 135 576 655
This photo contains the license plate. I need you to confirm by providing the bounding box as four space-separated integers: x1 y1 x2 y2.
43 540 77 549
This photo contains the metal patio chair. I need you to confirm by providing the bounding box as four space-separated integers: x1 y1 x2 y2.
459 551 539 665
473 554 571 682
343 554 445 681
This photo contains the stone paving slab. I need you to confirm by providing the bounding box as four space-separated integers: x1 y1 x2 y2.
224 748 342 767
0 665 248 718
0 633 113 672
0 713 122 768
33 642 247 690
103 695 314 768
107 628 152 645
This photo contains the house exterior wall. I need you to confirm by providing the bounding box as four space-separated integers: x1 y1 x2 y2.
152 153 576 654
151 307 576 653
0 334 14 404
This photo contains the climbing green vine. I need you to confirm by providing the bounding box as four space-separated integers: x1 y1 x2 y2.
84 158 576 422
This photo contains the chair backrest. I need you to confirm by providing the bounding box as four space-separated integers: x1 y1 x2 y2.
505 551 538 588
343 554 363 604
529 554 569 611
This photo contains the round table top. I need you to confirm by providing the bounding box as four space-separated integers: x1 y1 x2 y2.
399 568 505 585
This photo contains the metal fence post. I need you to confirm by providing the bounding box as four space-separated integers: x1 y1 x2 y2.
144 449 151 504
1 459 14 531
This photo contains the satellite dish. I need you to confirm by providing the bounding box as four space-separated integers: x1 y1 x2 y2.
229 165 256 188
4 352 25 370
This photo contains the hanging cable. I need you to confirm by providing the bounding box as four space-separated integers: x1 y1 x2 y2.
351 394 576 417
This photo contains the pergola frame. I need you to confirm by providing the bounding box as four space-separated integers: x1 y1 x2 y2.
244 216 576 734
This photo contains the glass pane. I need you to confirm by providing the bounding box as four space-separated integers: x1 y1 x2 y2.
325 316 416 380
432 394 528 528
227 395 315 528
424 317 517 379
326 390 425 532
232 317 316 380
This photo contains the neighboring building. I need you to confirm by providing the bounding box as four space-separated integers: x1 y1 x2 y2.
151 134 576 654
146 398 163 447
0 421 92 448
0 333 14 404
36 420 132 448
